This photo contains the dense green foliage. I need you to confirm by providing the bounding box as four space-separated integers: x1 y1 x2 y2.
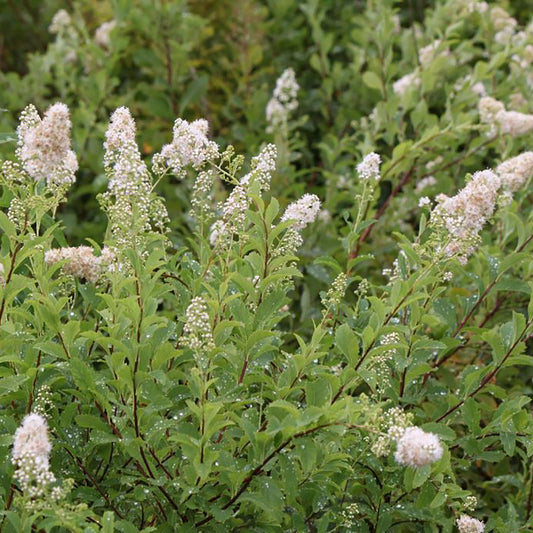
1 1 533 532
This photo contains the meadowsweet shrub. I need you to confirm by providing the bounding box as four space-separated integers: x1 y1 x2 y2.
1 1 533 532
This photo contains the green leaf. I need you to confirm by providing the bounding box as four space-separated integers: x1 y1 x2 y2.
500 432 516 456
75 414 110 433
306 376 332 406
0 132 16 144
335 324 359 365
462 398 481 434
102 512 115 533
362 71 382 91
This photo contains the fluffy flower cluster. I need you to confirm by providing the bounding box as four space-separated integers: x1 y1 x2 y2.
103 107 168 249
33 385 53 417
357 152 382 182
415 175 437 193
272 194 320 259
210 185 249 247
104 107 148 196
372 407 413 457
240 144 277 192
153 118 219 178
394 426 444 467
464 496 478 512
512 44 533 70
478 96 533 137
266 68 300 132
393 72 420 97
491 6 517 45
94 20 116 48
16 103 78 188
49 9 72 35
44 246 115 283
281 194 321 231
12 414 55 498
495 151 533 192
210 145 277 246
457 1 488 14
190 170 215 220
183 296 215 356
273 228 304 259
380 332 401 350
428 149 533 263
222 186 248 229
418 39 449 66
454 76 486 98
322 272 348 312
456 515 485 533
48 10 78 63
374 331 400 388
431 170 501 263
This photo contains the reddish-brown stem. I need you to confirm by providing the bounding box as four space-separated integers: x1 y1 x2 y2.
432 234 533 372
351 167 415 260
417 135 499 184
238 357 248 384
436 317 532 422
0 248 21 323
195 424 333 527
399 344 414 398
27 350 42 413
0 213 27 324
94 400 122 437
478 298 502 328
526 463 533 521
64 446 124 519
452 280 497 338
161 23 177 116
354 288 413 372
0 484 16 530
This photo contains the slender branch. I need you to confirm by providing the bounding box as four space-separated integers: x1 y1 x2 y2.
0 484 16 530
161 19 177 116
526 462 533 522
355 286 414 371
27 350 42 413
63 446 124 519
238 356 249 384
351 167 415 259
417 134 499 184
432 234 533 371
195 423 334 527
0 213 28 324
436 317 533 422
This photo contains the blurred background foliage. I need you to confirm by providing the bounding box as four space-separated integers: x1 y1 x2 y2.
3 3 533 528
1 0 440 244
1 0 533 326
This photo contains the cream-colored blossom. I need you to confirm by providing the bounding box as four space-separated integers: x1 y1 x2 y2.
456 515 485 533
266 68 299 131
12 414 55 498
478 96 533 137
45 246 115 283
95 20 116 48
393 72 420 96
394 426 443 467
281 194 321 231
431 170 501 262
153 118 218 178
16 103 78 188
496 151 533 192
357 152 381 181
